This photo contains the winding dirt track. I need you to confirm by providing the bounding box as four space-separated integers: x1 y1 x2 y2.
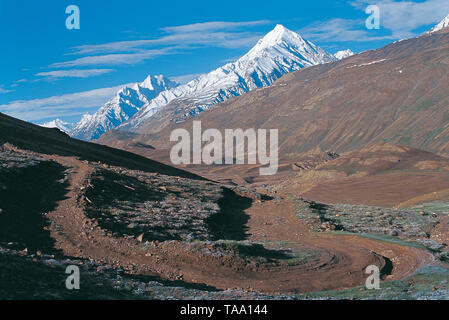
43 154 435 294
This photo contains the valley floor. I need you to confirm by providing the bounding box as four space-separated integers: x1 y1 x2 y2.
1 144 448 299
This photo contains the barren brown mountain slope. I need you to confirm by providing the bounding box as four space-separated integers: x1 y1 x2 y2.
284 142 449 207
107 140 449 208
0 112 200 180
99 28 449 157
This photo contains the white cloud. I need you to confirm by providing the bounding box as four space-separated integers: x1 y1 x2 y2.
302 0 449 43
10 79 28 88
69 20 271 56
0 87 14 94
0 84 131 121
36 20 271 72
352 0 449 38
50 48 173 68
36 69 115 80
161 20 271 33
300 18 395 42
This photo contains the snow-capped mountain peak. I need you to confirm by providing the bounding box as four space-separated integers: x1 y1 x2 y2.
430 14 449 33
117 24 336 132
334 49 355 60
140 74 171 90
71 25 336 139
40 119 74 133
70 74 177 140
252 24 300 48
244 24 335 65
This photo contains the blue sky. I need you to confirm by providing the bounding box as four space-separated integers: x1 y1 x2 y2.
0 0 448 124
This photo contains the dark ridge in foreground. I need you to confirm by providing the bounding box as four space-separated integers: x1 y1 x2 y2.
0 158 68 254
0 112 202 180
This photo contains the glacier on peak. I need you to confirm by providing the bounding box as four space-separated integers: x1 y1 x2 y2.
334 49 355 60
40 118 75 134
118 24 336 132
70 75 178 141
429 14 449 33
71 25 336 139
424 14 449 34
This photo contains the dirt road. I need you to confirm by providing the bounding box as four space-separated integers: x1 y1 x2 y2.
42 154 435 294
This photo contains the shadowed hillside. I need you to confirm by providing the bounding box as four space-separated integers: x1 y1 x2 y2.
0 112 201 180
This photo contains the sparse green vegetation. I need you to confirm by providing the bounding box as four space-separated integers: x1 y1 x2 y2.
296 266 449 300
328 231 428 250
291 196 448 261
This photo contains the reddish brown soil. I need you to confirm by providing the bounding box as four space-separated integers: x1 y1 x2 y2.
101 141 449 208
302 172 449 207
282 143 449 207
0 116 441 295
28 149 433 294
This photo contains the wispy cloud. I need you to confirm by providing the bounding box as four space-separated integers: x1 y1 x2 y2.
0 84 130 121
10 79 27 88
34 20 271 75
161 20 271 33
50 48 174 68
0 86 14 94
36 69 115 80
67 20 271 57
352 0 449 38
302 0 449 43
300 18 394 42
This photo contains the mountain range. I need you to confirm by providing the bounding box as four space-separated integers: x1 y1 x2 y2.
98 15 449 162
3 13 449 300
40 118 74 133
70 75 177 141
333 49 355 60
68 25 338 140
51 14 449 153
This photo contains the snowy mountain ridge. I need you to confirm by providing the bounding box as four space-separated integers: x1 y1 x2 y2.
119 24 336 131
40 119 75 133
429 14 449 33
334 49 355 60
70 75 177 140
69 24 336 139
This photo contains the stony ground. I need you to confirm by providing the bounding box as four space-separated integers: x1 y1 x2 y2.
1 146 448 300
0 247 293 300
0 148 292 299
83 165 224 242
291 196 449 262
295 265 449 300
